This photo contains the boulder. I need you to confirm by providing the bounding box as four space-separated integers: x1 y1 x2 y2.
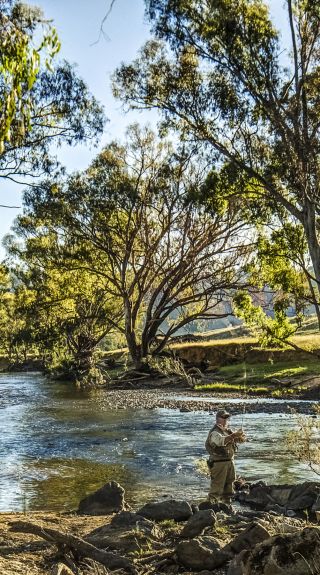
239 484 273 509
227 527 320 575
239 481 320 515
199 500 232 514
223 521 271 555
109 510 152 529
176 536 231 570
180 510 216 538
265 503 286 515
136 499 192 522
78 481 125 515
87 515 162 554
287 482 320 511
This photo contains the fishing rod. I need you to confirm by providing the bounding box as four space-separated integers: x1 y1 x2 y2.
241 356 247 430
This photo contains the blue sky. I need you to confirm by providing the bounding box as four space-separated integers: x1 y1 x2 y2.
0 0 156 256
0 0 289 258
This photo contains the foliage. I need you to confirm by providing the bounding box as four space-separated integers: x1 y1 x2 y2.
114 0 320 324
14 126 252 369
233 290 296 348
3 231 123 380
0 1 105 183
0 263 36 362
244 222 319 329
0 1 60 151
286 406 320 476
148 355 196 386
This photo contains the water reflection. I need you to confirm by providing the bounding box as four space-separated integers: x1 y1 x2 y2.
0 373 315 512
22 459 135 511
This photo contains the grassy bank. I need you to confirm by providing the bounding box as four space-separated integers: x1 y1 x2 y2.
194 358 320 397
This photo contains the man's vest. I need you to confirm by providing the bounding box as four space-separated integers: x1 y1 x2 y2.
205 424 236 461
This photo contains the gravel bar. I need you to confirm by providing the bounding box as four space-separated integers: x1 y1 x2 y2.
100 389 317 414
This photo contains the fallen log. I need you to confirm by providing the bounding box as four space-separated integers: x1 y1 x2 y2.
10 521 136 573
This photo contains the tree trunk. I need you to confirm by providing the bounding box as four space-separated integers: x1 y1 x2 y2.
304 202 320 299
9 521 135 572
124 297 147 370
74 346 94 374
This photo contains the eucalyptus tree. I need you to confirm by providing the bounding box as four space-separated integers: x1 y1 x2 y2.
0 264 35 362
16 126 252 370
113 0 320 314
5 233 123 382
0 0 105 185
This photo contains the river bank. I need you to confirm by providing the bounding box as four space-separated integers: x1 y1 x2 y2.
1 479 319 575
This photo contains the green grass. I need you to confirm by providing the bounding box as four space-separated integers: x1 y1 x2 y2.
195 382 244 392
170 329 320 351
271 386 307 397
194 379 308 396
194 381 269 394
194 358 320 395
217 360 320 384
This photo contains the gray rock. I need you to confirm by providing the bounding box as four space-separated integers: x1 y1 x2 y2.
227 527 320 575
191 503 200 514
227 551 248 575
87 516 162 554
265 503 286 514
285 509 296 517
137 499 192 521
78 480 125 515
110 510 151 529
199 500 233 514
180 510 216 538
243 485 273 508
242 481 320 514
176 536 231 570
288 481 320 511
223 521 270 555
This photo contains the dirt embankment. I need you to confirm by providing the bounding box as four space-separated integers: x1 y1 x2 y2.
174 342 319 367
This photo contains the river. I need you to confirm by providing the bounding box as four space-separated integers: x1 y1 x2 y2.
0 372 316 512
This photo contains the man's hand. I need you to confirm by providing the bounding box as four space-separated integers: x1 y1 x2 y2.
224 428 246 445
232 429 246 443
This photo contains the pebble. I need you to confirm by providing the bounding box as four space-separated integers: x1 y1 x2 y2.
98 389 316 414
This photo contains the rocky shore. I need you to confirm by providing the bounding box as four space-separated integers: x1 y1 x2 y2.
1 480 319 575
99 388 318 414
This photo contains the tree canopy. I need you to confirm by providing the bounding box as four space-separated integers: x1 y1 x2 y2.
113 0 320 308
11 126 252 371
0 0 105 184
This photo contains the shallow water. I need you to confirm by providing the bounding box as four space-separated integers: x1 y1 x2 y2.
0 372 316 512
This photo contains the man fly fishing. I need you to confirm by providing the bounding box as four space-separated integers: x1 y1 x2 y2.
205 409 246 504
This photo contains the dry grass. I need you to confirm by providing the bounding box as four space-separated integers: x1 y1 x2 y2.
169 337 256 350
0 511 113 575
170 332 320 351
291 333 320 350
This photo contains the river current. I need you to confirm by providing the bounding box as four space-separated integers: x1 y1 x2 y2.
0 372 316 512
